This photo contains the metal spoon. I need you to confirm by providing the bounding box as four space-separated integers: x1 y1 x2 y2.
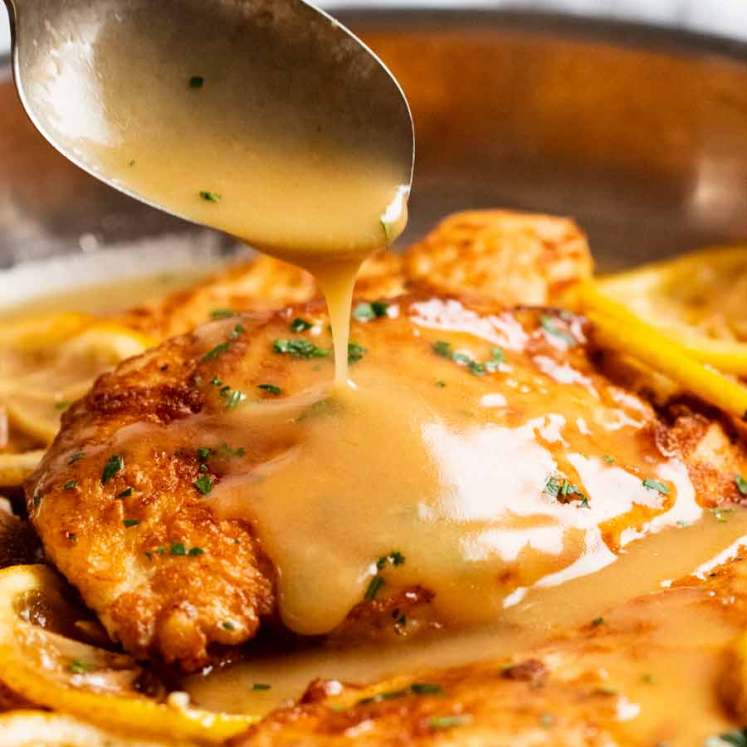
2 0 414 254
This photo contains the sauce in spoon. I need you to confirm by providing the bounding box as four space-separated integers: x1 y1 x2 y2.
24 1 412 383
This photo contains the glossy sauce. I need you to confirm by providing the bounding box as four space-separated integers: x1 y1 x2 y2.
173 299 747 744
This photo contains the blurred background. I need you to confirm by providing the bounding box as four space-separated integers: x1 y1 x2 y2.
5 0 747 54
6 0 747 286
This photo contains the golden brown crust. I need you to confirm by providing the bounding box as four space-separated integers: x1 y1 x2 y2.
115 210 591 341
403 210 593 306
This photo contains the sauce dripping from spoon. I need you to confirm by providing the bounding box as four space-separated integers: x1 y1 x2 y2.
20 0 413 384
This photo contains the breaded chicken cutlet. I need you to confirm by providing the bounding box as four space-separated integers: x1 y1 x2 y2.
24 210 747 675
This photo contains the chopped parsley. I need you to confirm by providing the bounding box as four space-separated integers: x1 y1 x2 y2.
216 442 246 459
544 476 588 507
602 454 616 464
591 616 605 627
364 574 385 601
641 673 656 684
712 507 735 523
706 730 747 747
193 475 214 496
202 323 247 363
483 348 504 373
63 480 77 491
258 383 283 395
435 380 446 388
167 542 204 558
433 340 452 358
189 75 204 88
540 315 577 347
196 447 212 462
357 682 441 706
736 475 747 496
642 478 669 495
101 455 124 485
222 388 247 409
431 341 502 376
199 190 221 202
211 377 247 410
410 683 443 695
251 683 272 691
202 342 230 362
273 339 329 359
68 659 92 674
376 550 406 570
117 487 133 499
365 551 405 601
221 621 236 631
210 308 235 320
289 317 313 333
353 301 389 322
347 342 367 364
123 519 140 528
68 451 84 465
54 400 71 411
428 715 470 731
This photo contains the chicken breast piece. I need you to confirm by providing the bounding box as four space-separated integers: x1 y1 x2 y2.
25 294 746 669
116 209 591 339
403 210 593 305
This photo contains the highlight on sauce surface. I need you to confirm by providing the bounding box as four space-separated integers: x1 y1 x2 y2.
5 210 747 746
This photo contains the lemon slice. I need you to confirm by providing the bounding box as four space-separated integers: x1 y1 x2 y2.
596 245 747 374
0 312 94 351
0 711 176 747
0 318 156 445
0 565 256 742
0 451 45 487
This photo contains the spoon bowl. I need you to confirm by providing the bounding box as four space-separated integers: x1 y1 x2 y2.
3 0 414 256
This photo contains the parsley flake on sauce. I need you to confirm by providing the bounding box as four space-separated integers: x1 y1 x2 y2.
289 317 313 333
428 715 470 731
68 659 92 674
431 341 501 376
353 301 389 322
117 487 133 499
258 383 283 395
63 480 77 491
736 475 747 496
68 451 84 465
189 75 204 88
642 478 669 495
202 341 231 362
210 308 235 320
251 682 272 691
706 729 747 747
217 442 246 459
193 475 214 496
540 314 577 347
364 574 385 601
273 338 329 359
544 476 588 507
101 455 124 484
348 342 367 364
199 190 221 202
123 519 140 528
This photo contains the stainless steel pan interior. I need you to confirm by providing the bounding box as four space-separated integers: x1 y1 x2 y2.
3 8 747 277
